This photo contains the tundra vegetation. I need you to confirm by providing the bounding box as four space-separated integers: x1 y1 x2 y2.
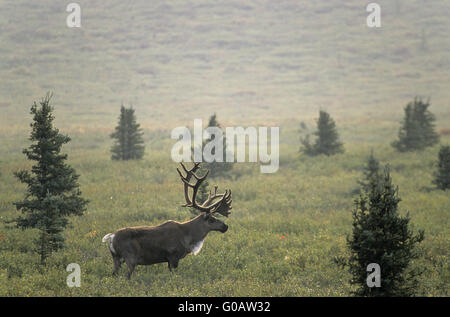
0 0 449 296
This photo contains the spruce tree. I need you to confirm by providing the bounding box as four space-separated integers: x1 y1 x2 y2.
392 97 439 152
111 105 145 160
301 110 344 156
433 145 450 190
357 150 381 193
347 166 425 296
13 94 89 264
202 113 233 178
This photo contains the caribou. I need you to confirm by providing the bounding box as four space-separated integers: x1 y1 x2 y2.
102 162 232 279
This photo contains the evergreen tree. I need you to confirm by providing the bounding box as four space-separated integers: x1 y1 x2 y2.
357 150 381 193
433 145 450 190
13 94 89 264
392 97 439 152
347 166 425 296
111 105 145 160
202 113 233 178
301 110 344 156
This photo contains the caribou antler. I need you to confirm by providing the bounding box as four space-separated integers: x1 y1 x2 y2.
177 163 232 217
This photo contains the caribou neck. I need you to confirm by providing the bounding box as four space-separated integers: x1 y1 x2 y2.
182 215 209 244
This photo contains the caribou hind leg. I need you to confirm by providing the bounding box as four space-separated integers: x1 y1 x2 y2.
112 254 122 276
125 257 137 280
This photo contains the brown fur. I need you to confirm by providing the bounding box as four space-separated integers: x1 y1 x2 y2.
104 213 228 279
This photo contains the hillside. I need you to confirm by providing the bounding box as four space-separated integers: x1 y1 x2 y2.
1 0 449 133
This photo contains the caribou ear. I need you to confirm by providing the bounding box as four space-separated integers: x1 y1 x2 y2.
203 213 211 220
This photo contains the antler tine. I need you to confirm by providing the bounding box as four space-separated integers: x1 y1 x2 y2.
177 163 198 207
179 162 188 172
210 188 232 217
187 162 201 172
201 185 225 208
177 170 203 187
192 169 209 182
179 162 201 175
190 169 209 209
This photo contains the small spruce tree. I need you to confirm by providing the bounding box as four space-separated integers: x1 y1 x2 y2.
392 97 439 152
301 110 344 156
111 105 145 160
347 166 425 296
357 150 381 193
202 113 233 178
433 145 450 190
14 94 89 264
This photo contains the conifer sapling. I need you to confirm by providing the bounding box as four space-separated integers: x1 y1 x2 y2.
14 94 89 264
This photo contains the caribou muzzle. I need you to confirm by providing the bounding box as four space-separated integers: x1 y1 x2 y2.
220 224 229 233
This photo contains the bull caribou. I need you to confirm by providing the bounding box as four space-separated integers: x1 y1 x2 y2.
102 163 232 279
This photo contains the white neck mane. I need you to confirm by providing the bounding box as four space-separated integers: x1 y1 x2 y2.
190 239 204 255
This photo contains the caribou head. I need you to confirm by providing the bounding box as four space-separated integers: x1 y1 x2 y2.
177 162 232 232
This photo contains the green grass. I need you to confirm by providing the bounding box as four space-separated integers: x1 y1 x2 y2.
0 0 449 296
0 126 448 296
